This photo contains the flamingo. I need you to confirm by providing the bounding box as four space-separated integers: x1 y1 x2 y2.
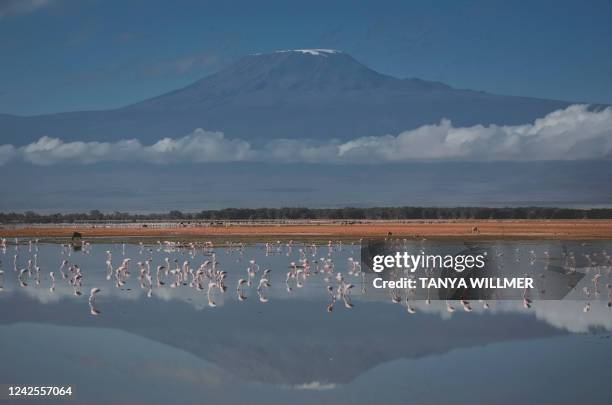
89 287 101 303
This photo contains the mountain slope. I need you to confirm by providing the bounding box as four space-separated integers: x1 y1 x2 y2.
1 49 571 145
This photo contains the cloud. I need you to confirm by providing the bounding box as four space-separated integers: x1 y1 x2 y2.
17 130 251 165
146 129 252 163
21 136 141 165
1 104 611 166
292 381 337 391
0 0 53 18
0 144 16 165
337 104 612 161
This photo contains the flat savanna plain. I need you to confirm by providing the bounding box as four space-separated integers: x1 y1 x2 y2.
2 220 612 241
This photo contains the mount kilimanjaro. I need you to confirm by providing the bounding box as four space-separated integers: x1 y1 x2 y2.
1 49 571 145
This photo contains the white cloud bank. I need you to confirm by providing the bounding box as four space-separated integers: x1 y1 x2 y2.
18 130 252 165
1 104 611 166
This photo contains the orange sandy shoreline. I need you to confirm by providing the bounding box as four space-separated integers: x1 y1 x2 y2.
2 220 612 240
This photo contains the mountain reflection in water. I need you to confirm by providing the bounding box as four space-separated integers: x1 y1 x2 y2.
0 239 611 405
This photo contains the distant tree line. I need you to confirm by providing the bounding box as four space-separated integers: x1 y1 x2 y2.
1 207 612 224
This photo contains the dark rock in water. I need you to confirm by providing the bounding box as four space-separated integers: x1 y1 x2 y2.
71 231 82 251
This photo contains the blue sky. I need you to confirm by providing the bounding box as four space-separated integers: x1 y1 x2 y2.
0 0 611 116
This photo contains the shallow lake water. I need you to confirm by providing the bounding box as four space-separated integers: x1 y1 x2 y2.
1 240 611 404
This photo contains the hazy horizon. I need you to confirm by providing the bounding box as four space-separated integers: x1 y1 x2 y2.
1 160 611 213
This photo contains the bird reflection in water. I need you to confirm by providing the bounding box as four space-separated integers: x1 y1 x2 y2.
1 238 612 319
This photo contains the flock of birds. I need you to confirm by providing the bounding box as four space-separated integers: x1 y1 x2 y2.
1 237 612 316
0 238 365 315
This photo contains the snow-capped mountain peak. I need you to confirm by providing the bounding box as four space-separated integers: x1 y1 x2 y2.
276 49 341 56
0 50 571 145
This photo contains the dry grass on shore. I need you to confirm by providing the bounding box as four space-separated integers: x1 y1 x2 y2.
2 220 612 240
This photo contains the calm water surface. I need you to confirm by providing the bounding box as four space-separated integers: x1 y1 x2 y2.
0 240 611 404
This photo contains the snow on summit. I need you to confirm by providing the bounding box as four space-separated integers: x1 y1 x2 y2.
276 49 341 56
